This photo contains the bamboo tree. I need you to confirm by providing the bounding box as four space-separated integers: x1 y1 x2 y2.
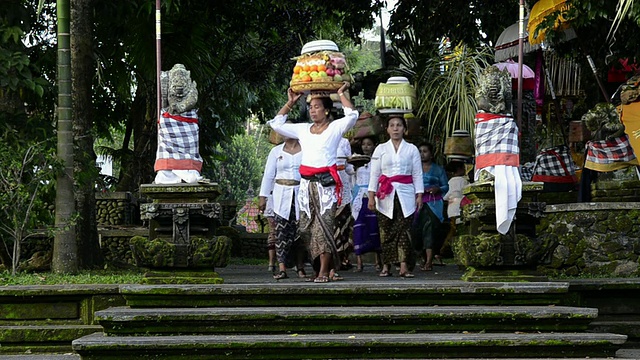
52 0 78 273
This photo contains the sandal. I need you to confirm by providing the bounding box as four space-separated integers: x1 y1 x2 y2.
296 269 307 278
379 271 392 277
314 276 329 283
273 271 288 280
331 273 344 281
399 272 415 278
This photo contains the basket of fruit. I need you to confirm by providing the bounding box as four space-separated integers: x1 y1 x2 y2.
290 40 349 93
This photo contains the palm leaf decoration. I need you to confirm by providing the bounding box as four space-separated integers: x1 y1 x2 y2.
415 43 492 141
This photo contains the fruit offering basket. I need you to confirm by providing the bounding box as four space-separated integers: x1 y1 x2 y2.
375 76 417 113
290 40 350 93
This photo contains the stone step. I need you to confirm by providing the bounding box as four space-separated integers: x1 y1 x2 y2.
95 305 597 335
589 315 640 338
0 325 103 354
72 331 627 359
120 281 570 308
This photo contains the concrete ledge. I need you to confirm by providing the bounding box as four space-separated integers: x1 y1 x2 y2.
73 332 627 359
120 282 570 307
95 305 597 335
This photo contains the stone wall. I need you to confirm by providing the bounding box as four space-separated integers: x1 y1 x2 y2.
538 203 640 277
591 179 640 202
96 192 137 225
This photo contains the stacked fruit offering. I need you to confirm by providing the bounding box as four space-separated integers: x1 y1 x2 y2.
290 40 349 92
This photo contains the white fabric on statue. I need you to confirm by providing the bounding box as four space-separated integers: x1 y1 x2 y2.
477 165 522 234
154 170 203 184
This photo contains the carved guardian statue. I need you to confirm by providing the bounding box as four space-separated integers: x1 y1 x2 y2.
154 64 204 184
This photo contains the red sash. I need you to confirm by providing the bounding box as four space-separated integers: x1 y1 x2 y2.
376 174 413 199
299 164 343 205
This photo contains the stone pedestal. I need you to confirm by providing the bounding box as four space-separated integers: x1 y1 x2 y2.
132 184 231 284
454 181 552 281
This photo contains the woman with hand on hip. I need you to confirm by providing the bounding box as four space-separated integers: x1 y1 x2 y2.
368 116 423 278
268 82 357 283
258 134 306 280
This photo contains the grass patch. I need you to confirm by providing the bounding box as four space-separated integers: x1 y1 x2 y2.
0 269 146 286
0 258 268 285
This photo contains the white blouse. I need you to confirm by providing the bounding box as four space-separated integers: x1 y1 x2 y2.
368 139 424 219
351 162 371 219
443 176 470 218
258 143 302 220
268 108 358 216
336 137 354 206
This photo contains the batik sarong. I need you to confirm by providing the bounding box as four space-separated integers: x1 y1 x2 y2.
334 203 353 255
378 195 413 265
274 199 302 267
299 183 338 273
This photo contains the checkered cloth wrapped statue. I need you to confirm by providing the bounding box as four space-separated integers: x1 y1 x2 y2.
531 145 578 183
585 135 638 171
154 64 204 184
474 66 522 235
582 103 638 172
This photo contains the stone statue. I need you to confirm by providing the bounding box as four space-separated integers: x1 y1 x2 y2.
475 65 512 115
582 103 625 142
582 102 638 173
472 65 521 235
155 64 204 184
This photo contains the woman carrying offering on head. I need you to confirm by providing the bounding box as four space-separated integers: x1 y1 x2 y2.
368 116 423 278
268 82 357 283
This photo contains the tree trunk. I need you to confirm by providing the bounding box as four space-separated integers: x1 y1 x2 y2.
52 0 79 273
71 0 103 269
117 82 157 192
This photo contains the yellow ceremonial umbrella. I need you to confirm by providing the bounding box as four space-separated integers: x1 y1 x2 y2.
527 0 573 45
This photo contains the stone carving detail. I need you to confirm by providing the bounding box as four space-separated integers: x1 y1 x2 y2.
582 103 625 141
475 65 512 115
161 64 198 115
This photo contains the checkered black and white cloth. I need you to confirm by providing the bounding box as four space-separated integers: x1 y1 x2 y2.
155 109 203 171
585 134 638 171
519 162 535 181
531 145 577 183
475 112 520 169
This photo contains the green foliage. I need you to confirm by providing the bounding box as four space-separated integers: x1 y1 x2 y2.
207 124 272 205
387 0 517 61
0 139 61 274
87 1 383 191
416 45 492 142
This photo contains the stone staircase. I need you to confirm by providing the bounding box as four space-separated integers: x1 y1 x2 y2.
71 281 627 359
